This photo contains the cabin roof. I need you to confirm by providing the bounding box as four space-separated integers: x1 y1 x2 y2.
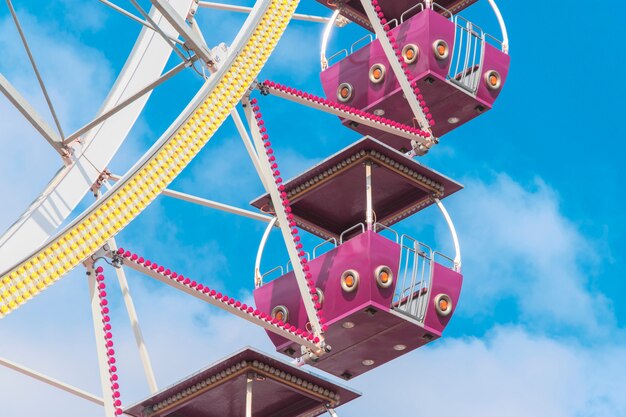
250 137 462 240
125 347 360 417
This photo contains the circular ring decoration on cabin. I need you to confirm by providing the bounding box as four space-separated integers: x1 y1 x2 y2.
340 269 360 293
402 44 419 64
369 64 386 84
433 39 450 60
374 265 394 289
484 70 502 90
316 287 325 307
271 305 289 323
434 294 453 317
337 82 354 103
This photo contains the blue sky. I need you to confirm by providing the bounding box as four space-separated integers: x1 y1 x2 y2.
1 0 625 416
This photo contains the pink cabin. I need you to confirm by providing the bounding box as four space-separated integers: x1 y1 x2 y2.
318 0 510 150
251 138 463 379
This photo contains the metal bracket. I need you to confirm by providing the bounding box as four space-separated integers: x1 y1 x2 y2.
90 169 112 196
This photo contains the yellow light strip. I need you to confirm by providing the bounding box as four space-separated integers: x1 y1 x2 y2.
0 0 300 318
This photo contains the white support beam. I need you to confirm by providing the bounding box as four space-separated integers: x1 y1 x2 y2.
63 59 192 145
264 84 431 149
110 252 322 353
0 356 104 406
230 108 269 191
242 98 325 340
6 0 65 140
0 74 66 156
107 238 159 394
108 174 272 223
198 1 332 23
245 373 254 417
148 0 216 68
85 263 117 417
97 0 185 45
359 0 432 135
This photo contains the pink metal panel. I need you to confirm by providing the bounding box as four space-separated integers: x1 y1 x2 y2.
320 9 509 143
475 41 511 104
254 232 400 353
423 262 463 333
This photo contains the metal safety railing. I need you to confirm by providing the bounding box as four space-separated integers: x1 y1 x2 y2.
392 235 433 323
448 14 485 94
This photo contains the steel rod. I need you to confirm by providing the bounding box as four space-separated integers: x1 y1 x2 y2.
97 0 185 45
108 238 159 394
0 74 65 154
242 98 324 340
359 0 432 134
108 174 272 223
245 373 254 417
0 356 104 406
129 0 189 62
147 0 215 67
85 263 117 416
434 198 461 271
6 0 65 139
113 252 321 352
64 59 191 145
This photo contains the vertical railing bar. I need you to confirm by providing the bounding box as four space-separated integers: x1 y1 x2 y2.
406 241 420 313
471 29 481 91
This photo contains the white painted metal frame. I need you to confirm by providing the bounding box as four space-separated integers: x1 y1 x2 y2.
0 0 197 274
148 0 216 68
0 356 104 406
242 98 325 340
85 263 117 417
63 59 193 145
6 0 65 140
487 0 509 53
255 217 278 287
97 0 185 45
359 0 433 137
107 238 159 394
108 173 272 223
113 251 321 352
264 84 431 147
321 9 341 70
0 74 66 157
433 198 461 271
245 373 254 417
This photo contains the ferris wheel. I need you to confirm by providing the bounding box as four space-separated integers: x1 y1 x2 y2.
0 0 510 416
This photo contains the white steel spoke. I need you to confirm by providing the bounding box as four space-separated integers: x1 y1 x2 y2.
242 98 325 340
129 0 190 63
0 356 104 406
0 74 66 156
107 238 158 394
63 59 193 145
84 263 117 416
359 0 432 134
147 0 216 69
198 1 332 23
108 174 273 223
6 0 65 140
97 0 185 45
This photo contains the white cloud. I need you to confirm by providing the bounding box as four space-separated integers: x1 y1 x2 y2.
434 174 612 333
343 327 626 417
0 11 113 233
